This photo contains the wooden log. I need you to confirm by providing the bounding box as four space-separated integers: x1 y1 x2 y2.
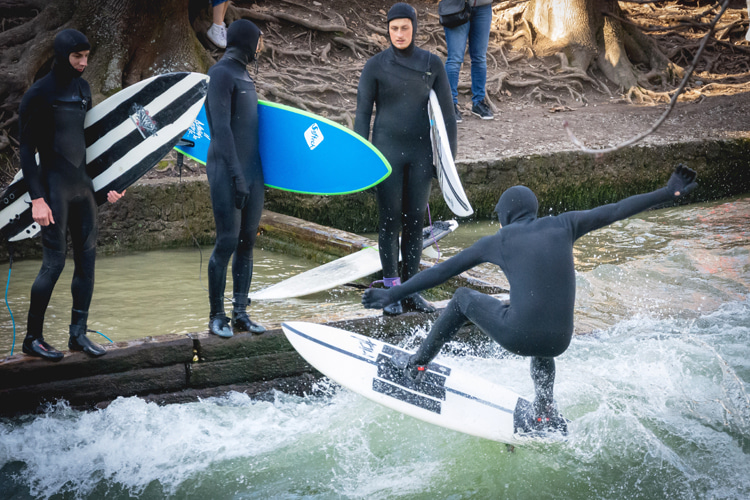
0 364 187 416
0 334 194 389
188 351 313 388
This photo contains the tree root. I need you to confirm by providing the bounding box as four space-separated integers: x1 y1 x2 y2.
565 0 738 155
232 4 350 33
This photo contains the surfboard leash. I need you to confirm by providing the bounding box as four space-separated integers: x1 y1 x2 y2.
86 328 113 343
176 150 209 294
4 241 16 356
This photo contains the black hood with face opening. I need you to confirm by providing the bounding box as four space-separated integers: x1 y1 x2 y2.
223 19 262 67
494 185 539 226
52 29 90 82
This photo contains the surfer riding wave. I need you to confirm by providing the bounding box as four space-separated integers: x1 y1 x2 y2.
363 165 698 432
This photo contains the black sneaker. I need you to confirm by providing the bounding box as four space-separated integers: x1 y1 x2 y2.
454 103 463 123
471 100 494 120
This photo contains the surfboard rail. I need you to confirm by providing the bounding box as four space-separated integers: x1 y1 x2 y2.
428 90 474 217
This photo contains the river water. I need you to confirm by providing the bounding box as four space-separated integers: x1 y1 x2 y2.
1 196 748 499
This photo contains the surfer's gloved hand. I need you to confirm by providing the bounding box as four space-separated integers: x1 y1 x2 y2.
666 164 698 198
362 287 394 309
233 175 250 209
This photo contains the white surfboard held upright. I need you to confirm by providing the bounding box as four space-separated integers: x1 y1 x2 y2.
428 89 474 218
282 321 563 445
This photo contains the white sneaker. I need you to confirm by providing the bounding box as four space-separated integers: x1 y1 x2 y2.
207 23 227 49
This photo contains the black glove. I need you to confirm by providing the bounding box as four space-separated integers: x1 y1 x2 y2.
666 164 698 199
233 175 249 210
362 287 394 309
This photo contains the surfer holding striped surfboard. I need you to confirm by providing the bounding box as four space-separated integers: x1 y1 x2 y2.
3 29 210 361
17 30 122 361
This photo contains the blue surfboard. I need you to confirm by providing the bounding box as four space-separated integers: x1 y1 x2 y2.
175 101 391 195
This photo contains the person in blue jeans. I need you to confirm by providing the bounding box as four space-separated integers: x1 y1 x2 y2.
444 0 494 122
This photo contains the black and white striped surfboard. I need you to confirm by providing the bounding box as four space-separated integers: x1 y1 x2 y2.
0 72 208 242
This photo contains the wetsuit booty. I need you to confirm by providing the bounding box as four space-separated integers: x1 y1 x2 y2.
68 309 105 356
530 400 568 434
22 336 64 361
231 293 265 334
68 327 106 357
383 301 404 316
390 351 426 383
232 311 266 334
402 293 436 313
382 277 404 316
209 314 233 338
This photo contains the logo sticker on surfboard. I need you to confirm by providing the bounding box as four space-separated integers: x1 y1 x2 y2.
130 104 159 138
304 123 324 150
185 118 210 142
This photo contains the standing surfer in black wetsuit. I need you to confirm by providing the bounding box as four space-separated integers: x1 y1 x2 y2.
205 19 266 338
355 3 457 316
19 29 125 361
363 165 698 431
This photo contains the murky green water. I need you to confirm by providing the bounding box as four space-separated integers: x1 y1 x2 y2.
0 245 367 355
1 196 748 499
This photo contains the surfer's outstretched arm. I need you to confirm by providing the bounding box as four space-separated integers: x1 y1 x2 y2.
561 165 698 240
362 236 491 309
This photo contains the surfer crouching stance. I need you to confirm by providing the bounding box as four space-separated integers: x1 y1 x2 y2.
19 29 125 361
355 3 457 316
363 166 698 431
205 20 266 337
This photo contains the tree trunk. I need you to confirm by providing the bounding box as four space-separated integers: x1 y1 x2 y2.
523 0 678 90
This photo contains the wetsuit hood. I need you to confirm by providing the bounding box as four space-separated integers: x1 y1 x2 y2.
223 19 262 67
52 29 90 82
494 186 539 226
387 2 417 56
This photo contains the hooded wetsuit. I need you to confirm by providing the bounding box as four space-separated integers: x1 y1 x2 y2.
205 19 266 335
363 166 698 424
19 29 98 354
355 3 457 293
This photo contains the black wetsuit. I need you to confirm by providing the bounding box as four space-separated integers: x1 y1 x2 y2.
363 166 698 426
205 19 265 335
19 29 101 358
354 13 456 291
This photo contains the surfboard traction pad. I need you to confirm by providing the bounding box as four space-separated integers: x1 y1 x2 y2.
375 344 569 441
421 220 454 247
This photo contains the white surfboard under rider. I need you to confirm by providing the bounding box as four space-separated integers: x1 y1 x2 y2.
282 321 568 445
